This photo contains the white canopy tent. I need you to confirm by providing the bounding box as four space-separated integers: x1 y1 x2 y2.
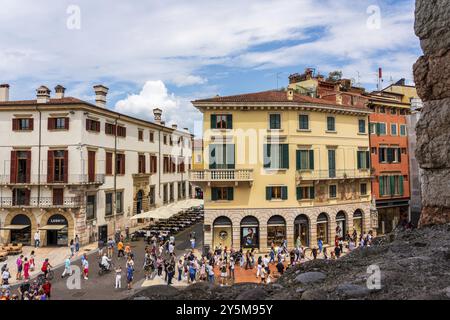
130 199 204 221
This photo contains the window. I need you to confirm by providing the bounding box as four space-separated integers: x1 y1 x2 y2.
401 148 407 154
390 108 397 115
105 123 116 135
163 135 167 144
360 183 367 196
269 113 281 130
13 188 30 206
211 114 232 129
357 150 370 169
391 124 397 136
163 184 168 203
369 123 377 134
211 187 234 201
53 150 67 182
116 191 123 214
379 175 404 196
105 152 113 175
138 130 144 141
263 144 289 169
86 195 96 220
149 186 155 206
400 125 407 136
266 186 288 200
150 155 157 174
371 147 377 154
13 118 33 131
399 109 406 115
299 114 309 130
169 183 174 202
296 150 314 170
379 147 401 163
149 131 154 143
376 123 386 135
296 186 315 200
326 116 335 131
169 135 173 146
358 119 366 134
209 144 235 169
379 106 385 113
117 125 126 137
105 192 113 216
178 157 185 173
86 119 100 132
48 117 69 130
163 156 170 173
138 154 146 173
329 185 337 198
52 188 64 206
115 154 125 175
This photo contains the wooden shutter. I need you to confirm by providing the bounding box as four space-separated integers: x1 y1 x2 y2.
281 186 288 200
227 187 234 201
10 151 17 183
64 118 69 130
263 144 271 168
24 189 30 205
121 154 125 174
296 187 302 200
226 115 232 129
106 152 112 175
85 119 90 131
389 176 395 195
397 148 401 163
211 188 218 201
226 144 235 169
12 119 19 131
211 115 217 129
29 118 34 130
25 151 31 183
63 150 68 183
309 150 314 170
379 177 384 196
282 144 289 169
266 187 272 200
357 151 362 169
365 151 370 168
296 150 301 170
309 186 315 199
399 175 404 195
47 150 54 183
48 118 54 130
88 151 95 182
53 188 64 206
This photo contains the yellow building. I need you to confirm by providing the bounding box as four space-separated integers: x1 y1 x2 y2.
191 89 376 252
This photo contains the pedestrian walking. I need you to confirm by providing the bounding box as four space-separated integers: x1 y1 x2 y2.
41 259 52 279
29 251 35 272
75 235 80 254
16 255 23 280
34 231 40 248
69 239 75 257
117 240 124 258
126 256 134 290
61 257 72 278
177 259 183 282
82 255 89 280
23 257 30 281
107 238 115 258
115 265 122 289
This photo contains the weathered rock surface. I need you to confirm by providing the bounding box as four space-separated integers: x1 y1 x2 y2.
413 0 450 226
294 272 326 284
129 225 450 300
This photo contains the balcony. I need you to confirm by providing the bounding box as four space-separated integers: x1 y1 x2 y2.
296 169 372 182
0 197 84 209
189 169 253 186
0 174 105 186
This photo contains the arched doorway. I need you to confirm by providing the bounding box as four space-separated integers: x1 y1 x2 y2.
45 214 69 246
336 211 347 239
294 214 309 247
10 214 32 245
213 216 232 250
240 216 259 249
353 209 363 238
267 215 286 247
316 212 329 244
136 190 144 215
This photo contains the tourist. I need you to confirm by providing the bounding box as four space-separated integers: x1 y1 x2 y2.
41 259 52 279
177 259 183 282
2 267 10 286
167 261 175 285
207 262 215 283
318 238 323 253
107 238 115 258
311 247 318 260
143 252 152 280
34 230 40 248
188 261 197 283
75 235 80 254
339 238 344 254
269 247 275 264
15 255 23 280
260 265 267 284
115 265 122 289
266 269 273 284
82 255 89 280
126 256 134 290
61 256 72 278
229 256 235 282
190 236 196 250
289 250 296 266
42 279 51 299
69 239 75 257
276 260 284 275
323 247 328 260
296 236 302 249
256 256 262 278
348 239 356 251
117 240 124 258
23 257 30 281
335 245 341 258
125 244 131 258
18 279 30 300
29 251 35 272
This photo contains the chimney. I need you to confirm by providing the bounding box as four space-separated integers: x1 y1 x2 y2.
183 127 189 132
93 84 109 108
153 108 162 124
36 85 51 103
287 88 294 101
54 85 66 99
0 84 9 102
172 124 178 130
161 121 166 126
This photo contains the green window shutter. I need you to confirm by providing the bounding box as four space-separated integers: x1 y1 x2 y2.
309 186 315 199
397 148 401 163
366 151 370 169
266 187 272 200
357 151 362 169
399 175 404 195
379 148 384 163
226 144 235 169
376 123 380 135
281 186 288 200
209 145 216 169
227 187 234 200
211 115 217 129
282 144 289 169
211 188 218 201
309 150 314 170
296 187 302 200
296 150 301 170
379 177 384 195
226 115 232 129
263 144 271 168
389 176 395 195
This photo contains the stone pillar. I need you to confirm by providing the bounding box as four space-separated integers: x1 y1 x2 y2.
232 226 240 251
310 222 317 249
413 0 450 225
286 225 294 250
259 225 268 253
329 219 336 246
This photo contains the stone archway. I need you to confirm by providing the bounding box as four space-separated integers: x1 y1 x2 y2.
39 210 75 246
2 210 37 246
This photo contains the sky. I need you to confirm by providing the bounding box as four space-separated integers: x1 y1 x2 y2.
0 0 421 137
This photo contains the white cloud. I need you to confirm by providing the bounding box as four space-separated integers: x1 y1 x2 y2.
114 80 203 135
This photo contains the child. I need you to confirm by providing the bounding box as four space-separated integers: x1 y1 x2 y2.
115 265 122 289
82 255 89 280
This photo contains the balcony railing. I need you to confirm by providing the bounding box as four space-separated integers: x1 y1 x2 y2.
189 169 253 183
0 174 105 185
0 197 84 208
296 169 372 181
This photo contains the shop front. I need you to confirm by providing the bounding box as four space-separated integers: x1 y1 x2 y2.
212 216 232 249
1 214 32 245
240 216 259 249
316 212 329 244
267 215 286 247
335 211 346 239
353 209 363 236
40 214 69 246
294 214 309 247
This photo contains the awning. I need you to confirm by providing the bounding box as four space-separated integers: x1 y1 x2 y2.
39 225 67 231
0 224 29 230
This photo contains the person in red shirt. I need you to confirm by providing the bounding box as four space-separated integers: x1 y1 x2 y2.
41 258 53 279
42 279 52 299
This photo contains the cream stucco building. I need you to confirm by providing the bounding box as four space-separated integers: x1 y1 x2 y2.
191 88 377 252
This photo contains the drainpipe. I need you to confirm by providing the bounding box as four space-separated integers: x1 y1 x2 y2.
158 130 161 199
113 116 118 223
36 105 42 206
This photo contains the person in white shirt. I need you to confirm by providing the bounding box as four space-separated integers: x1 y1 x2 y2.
115 266 122 289
34 231 40 248
101 253 111 270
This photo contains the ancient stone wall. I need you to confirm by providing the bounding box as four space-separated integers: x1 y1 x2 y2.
413 0 450 225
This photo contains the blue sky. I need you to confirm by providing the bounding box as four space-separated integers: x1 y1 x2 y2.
0 0 421 137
